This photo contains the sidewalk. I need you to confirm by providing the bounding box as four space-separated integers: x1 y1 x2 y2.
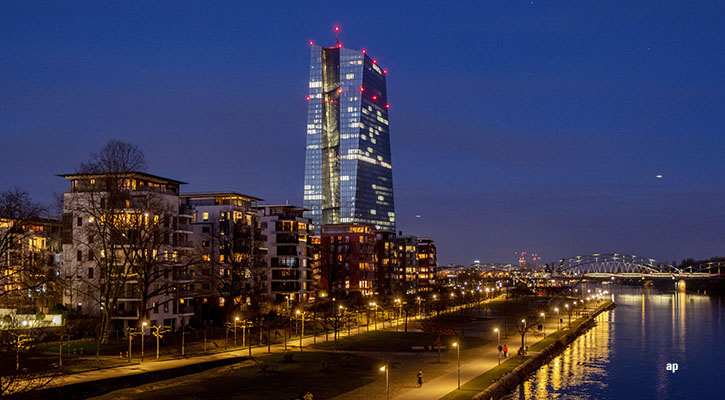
42 306 447 390
392 317 561 400
393 302 604 399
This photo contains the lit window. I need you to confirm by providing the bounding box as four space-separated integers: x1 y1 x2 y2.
202 212 209 222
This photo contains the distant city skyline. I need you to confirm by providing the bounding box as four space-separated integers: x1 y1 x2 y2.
2 2 724 266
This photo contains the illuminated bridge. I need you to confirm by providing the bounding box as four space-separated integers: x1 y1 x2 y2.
545 253 725 280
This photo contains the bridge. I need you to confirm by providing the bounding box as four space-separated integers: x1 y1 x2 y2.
544 253 725 280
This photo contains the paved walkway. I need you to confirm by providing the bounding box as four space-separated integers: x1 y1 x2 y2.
335 302 600 400
393 302 603 399
43 305 461 389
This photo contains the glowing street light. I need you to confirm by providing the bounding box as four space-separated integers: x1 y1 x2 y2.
141 321 147 362
452 342 461 389
380 364 389 400
233 317 240 347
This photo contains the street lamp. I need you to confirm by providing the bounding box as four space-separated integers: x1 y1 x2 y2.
380 364 389 400
394 298 401 330
540 312 546 338
452 342 460 389
565 304 571 327
554 307 560 330
296 310 305 350
521 319 527 347
494 328 500 365
141 321 147 362
234 317 239 347
369 302 378 330
416 296 422 319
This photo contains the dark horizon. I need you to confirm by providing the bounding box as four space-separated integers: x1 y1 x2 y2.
2 1 724 266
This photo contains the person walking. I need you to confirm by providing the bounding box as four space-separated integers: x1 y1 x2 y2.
417 370 423 388
503 344 508 357
497 344 502 358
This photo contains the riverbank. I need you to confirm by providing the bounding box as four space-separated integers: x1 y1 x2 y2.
469 301 616 400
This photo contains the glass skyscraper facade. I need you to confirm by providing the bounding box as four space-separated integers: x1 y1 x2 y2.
303 44 395 234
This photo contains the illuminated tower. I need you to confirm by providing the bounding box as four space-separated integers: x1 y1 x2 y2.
303 32 395 234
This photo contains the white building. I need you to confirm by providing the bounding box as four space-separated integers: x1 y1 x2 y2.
60 172 194 332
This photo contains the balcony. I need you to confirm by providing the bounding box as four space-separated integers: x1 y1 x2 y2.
173 273 193 282
177 305 194 316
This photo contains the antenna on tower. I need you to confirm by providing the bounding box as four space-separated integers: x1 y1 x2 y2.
334 25 340 46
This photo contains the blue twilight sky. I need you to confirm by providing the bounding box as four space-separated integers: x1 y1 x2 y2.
1 1 724 266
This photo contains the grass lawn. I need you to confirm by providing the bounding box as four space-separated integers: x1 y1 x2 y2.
311 330 487 352
90 351 379 400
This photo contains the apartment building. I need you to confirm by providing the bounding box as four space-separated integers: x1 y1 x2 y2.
259 205 312 305
60 171 194 331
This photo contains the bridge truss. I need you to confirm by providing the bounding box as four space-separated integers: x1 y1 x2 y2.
547 254 725 278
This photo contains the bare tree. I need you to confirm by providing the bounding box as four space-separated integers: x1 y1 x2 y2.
198 214 265 323
61 140 149 357
421 317 457 363
0 188 47 305
0 330 58 397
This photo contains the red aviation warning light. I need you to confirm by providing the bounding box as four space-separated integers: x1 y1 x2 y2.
337 88 343 93
372 59 377 64
372 95 378 100
359 87 365 92
309 41 314 45
385 104 390 109
383 69 387 74
362 49 366 54
334 25 341 47
306 95 311 101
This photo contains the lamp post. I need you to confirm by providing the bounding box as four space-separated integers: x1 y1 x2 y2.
141 322 147 362
555 307 560 330
370 302 378 330
540 312 546 338
416 297 421 319
452 342 460 389
380 364 389 400
234 317 239 347
494 328 500 365
296 310 305 350
565 304 571 328
394 298 401 331
521 319 527 347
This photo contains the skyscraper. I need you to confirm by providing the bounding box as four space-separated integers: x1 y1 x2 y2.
303 41 395 234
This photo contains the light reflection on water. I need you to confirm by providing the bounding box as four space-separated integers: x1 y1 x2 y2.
504 286 724 400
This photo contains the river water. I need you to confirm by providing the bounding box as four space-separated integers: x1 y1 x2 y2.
504 285 725 399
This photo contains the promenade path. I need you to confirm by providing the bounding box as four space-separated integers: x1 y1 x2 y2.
40 300 485 390
334 302 600 400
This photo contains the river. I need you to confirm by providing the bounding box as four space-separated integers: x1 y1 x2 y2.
503 285 725 399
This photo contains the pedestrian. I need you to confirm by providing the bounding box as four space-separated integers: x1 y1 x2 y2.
503 344 508 357
497 345 502 359
417 370 423 388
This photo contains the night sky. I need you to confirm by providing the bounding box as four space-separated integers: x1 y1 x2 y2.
2 1 724 266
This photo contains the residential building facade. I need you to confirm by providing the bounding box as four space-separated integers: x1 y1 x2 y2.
60 172 194 332
320 224 377 296
181 192 265 320
259 205 312 305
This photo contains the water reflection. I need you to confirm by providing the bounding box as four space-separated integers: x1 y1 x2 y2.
508 311 612 399
504 286 723 400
